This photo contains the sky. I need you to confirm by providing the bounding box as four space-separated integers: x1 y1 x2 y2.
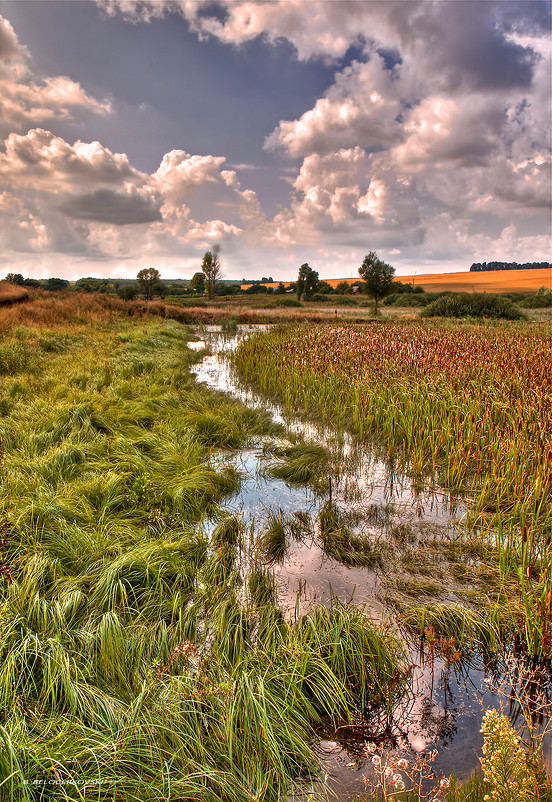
0 0 550 282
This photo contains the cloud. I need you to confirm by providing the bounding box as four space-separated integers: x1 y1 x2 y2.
0 15 110 133
0 123 247 262
387 97 507 173
0 129 143 190
0 15 23 63
100 1 546 93
265 55 404 157
153 149 226 210
59 187 162 225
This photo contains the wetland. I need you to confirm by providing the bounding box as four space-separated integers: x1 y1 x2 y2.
0 295 549 801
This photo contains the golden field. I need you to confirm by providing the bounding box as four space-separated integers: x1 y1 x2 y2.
242 268 551 294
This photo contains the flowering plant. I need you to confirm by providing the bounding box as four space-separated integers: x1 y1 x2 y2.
363 742 450 801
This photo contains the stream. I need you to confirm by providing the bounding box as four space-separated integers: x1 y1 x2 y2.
189 324 550 800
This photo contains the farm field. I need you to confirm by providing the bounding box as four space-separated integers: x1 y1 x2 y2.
242 267 551 294
0 294 550 800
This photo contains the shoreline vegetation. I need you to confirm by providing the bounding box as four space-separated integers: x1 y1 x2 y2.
233 319 552 799
234 321 551 645
0 293 549 800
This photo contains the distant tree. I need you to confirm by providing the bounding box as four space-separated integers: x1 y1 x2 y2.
358 251 395 314
191 272 206 294
117 284 138 301
137 267 163 301
296 263 319 300
317 280 333 294
5 273 25 285
75 277 102 293
274 282 286 294
45 277 70 292
201 246 223 301
335 281 350 295
22 278 40 288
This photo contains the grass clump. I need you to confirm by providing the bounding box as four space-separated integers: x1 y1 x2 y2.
318 502 381 566
258 509 288 563
265 442 329 486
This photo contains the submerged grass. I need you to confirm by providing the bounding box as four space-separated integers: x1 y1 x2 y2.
0 309 408 800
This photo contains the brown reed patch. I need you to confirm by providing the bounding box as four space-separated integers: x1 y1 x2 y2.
0 281 29 306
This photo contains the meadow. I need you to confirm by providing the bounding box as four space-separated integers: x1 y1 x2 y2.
0 297 408 800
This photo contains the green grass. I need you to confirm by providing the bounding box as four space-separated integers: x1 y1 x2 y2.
0 315 408 800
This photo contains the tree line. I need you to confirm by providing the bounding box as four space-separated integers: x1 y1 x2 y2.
3 248 402 311
470 262 550 272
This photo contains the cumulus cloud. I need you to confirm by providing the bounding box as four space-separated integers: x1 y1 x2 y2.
153 149 226 211
100 0 547 90
0 15 23 64
0 123 247 263
0 129 143 190
59 186 162 225
0 15 110 133
2 2 550 278
265 55 405 157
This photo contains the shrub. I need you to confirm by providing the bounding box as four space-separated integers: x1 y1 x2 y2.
480 710 536 801
304 293 330 303
270 297 302 308
421 292 526 320
519 294 552 308
383 293 432 307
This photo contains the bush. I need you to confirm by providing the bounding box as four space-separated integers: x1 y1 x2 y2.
421 292 527 320
383 293 431 307
304 294 330 303
332 296 358 306
270 297 302 308
519 294 552 308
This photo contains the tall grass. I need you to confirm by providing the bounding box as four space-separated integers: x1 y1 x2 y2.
0 314 408 799
234 321 552 657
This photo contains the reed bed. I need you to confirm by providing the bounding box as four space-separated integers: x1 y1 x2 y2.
0 316 408 799
234 321 552 657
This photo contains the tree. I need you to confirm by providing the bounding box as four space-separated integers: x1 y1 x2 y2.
117 284 138 301
75 277 103 293
296 263 319 300
335 281 351 295
201 246 223 301
190 272 205 294
137 267 163 301
358 251 395 314
45 277 69 292
5 273 25 285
